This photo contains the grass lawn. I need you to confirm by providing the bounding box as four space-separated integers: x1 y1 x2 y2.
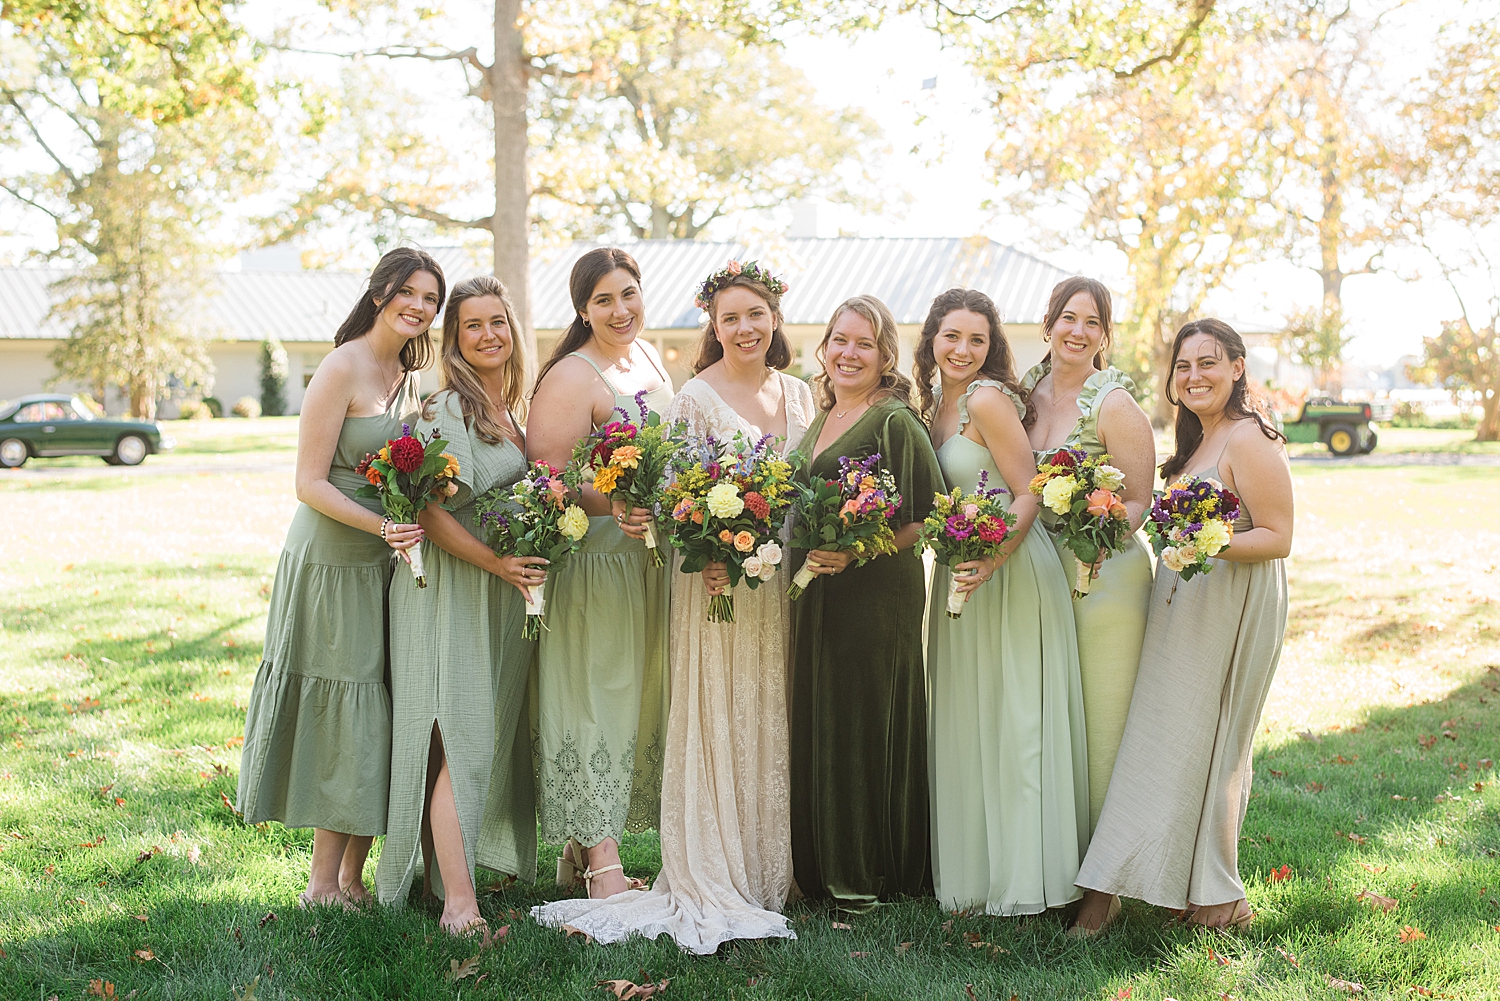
2 461 1498 1000
1285 427 1500 459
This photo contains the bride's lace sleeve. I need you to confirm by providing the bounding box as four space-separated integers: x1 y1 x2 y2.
665 383 709 439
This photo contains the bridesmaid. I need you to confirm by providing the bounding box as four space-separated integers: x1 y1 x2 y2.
527 247 673 899
1075 318 1291 931
1018 278 1156 934
237 248 441 906
916 288 1089 917
376 276 539 933
532 260 811 952
789 294 944 912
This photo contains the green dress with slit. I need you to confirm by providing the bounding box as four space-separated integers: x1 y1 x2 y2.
533 353 673 848
375 391 535 905
237 374 420 835
788 397 945 911
925 379 1090 916
1020 361 1155 831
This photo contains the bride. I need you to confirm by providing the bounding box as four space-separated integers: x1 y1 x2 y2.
532 260 811 953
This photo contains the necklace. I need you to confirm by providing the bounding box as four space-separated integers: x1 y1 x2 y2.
833 396 870 420
366 339 401 405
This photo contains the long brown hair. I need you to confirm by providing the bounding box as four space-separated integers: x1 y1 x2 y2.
811 295 914 411
693 273 793 373
911 287 1021 423
334 247 443 373
423 276 528 442
1159 318 1284 481
1039 276 1114 371
533 247 643 393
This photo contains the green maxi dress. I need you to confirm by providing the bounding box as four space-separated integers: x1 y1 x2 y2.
1076 459 1287 909
376 391 536 905
237 374 420 834
534 353 672 849
925 380 1089 916
1020 362 1154 831
789 397 945 911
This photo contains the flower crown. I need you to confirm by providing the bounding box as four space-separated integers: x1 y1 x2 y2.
694 259 789 312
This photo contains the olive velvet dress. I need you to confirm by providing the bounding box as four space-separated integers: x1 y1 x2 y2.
788 396 944 912
237 374 420 835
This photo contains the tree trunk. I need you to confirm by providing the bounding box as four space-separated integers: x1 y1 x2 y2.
1316 92 1347 398
1479 387 1500 442
650 204 671 239
1152 314 1176 428
491 0 534 372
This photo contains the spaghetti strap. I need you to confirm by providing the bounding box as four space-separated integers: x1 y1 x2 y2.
566 350 622 397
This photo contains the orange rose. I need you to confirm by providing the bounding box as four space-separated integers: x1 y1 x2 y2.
733 531 755 552
1109 499 1128 520
1086 488 1117 518
691 509 704 524
719 529 733 543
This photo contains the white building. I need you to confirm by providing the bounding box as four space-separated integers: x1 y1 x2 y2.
0 237 1073 414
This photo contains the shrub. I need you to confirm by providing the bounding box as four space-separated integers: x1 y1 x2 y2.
202 396 224 418
178 400 214 421
260 338 288 417
232 396 262 419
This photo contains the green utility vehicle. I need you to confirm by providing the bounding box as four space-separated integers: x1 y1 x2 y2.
1282 398 1379 456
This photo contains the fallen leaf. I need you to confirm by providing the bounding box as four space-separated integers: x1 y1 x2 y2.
1325 976 1364 993
225 736 244 747
1276 946 1300 968
1418 735 1438 749
258 911 276 928
1481 758 1494 769
1336 830 1369 845
113 798 126 807
1330 754 1357 764
1116 990 1133 1000
1443 730 1458 740
87 982 115 998
133 949 155 962
1269 864 1292 883
133 914 148 922
850 951 870 957
1207 946 1230 966
487 923 511 946
1268 769 1286 778
830 920 852 930
220 791 242 816
187 845 202 864
447 955 480 982
1393 794 1409 800
1360 863 1387 874
231 977 259 1001
1305 781 1325 793
136 846 160 862
1297 730 1321 743
562 923 594 944
941 920 954 931
1399 925 1427 943
1355 889 1398 913
597 977 670 999
964 986 978 1001
1474 782 1485 793
896 941 913 954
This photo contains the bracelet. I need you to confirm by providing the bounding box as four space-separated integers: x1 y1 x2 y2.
380 516 392 541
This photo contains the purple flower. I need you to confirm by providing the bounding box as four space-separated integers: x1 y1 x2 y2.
946 515 975 540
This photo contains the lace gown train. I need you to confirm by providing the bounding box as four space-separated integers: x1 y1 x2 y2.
531 374 812 953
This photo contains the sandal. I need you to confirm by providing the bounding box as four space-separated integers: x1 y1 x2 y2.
556 839 585 889
1066 894 1121 939
580 862 624 899
446 916 489 939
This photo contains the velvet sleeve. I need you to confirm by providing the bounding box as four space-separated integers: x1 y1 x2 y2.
878 402 946 527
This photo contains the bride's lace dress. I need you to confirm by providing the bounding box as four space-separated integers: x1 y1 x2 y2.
532 373 814 954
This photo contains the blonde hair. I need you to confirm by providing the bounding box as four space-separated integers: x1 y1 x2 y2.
811 294 914 411
423 275 528 442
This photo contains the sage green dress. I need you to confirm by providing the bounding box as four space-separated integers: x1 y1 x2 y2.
376 391 535 905
789 397 945 911
1076 459 1288 909
534 353 673 848
926 380 1089 916
1020 362 1154 831
237 374 420 834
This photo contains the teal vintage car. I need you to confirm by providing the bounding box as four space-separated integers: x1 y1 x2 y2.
0 394 173 468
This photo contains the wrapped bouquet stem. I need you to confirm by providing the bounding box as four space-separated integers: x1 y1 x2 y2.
476 460 590 640
1029 447 1135 600
918 471 1016 619
569 390 685 567
355 424 461 588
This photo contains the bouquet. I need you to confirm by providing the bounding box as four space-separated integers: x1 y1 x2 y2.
475 461 590 639
569 389 685 566
355 424 460 587
918 471 1017 618
659 431 795 623
1144 475 1241 582
785 453 901 600
1029 447 1135 598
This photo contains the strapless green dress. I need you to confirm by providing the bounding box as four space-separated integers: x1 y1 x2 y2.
925 379 1089 915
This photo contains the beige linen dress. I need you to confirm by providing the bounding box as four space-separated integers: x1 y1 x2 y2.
1074 463 1288 908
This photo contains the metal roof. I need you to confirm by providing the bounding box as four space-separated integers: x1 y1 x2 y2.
530 237 1073 329
0 237 1072 343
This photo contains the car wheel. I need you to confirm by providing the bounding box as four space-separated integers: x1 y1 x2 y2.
1326 424 1357 456
114 434 148 466
0 437 28 468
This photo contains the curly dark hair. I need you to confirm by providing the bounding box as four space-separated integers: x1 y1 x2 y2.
911 288 1022 424
1159 317 1285 481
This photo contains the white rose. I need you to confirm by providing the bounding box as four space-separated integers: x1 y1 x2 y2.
757 541 783 566
743 556 764 578
758 562 777 582
705 482 745 518
1095 464 1125 491
1160 546 1186 573
1041 474 1078 516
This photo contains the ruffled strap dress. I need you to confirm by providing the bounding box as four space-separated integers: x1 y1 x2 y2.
1019 360 1155 831
925 379 1089 915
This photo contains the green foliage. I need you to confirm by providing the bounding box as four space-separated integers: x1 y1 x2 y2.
259 338 289 417
1408 320 1500 441
1275 304 1354 396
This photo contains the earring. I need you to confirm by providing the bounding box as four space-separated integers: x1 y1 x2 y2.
1043 330 1051 342
583 318 590 327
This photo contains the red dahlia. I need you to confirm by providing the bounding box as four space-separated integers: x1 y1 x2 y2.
390 435 425 473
